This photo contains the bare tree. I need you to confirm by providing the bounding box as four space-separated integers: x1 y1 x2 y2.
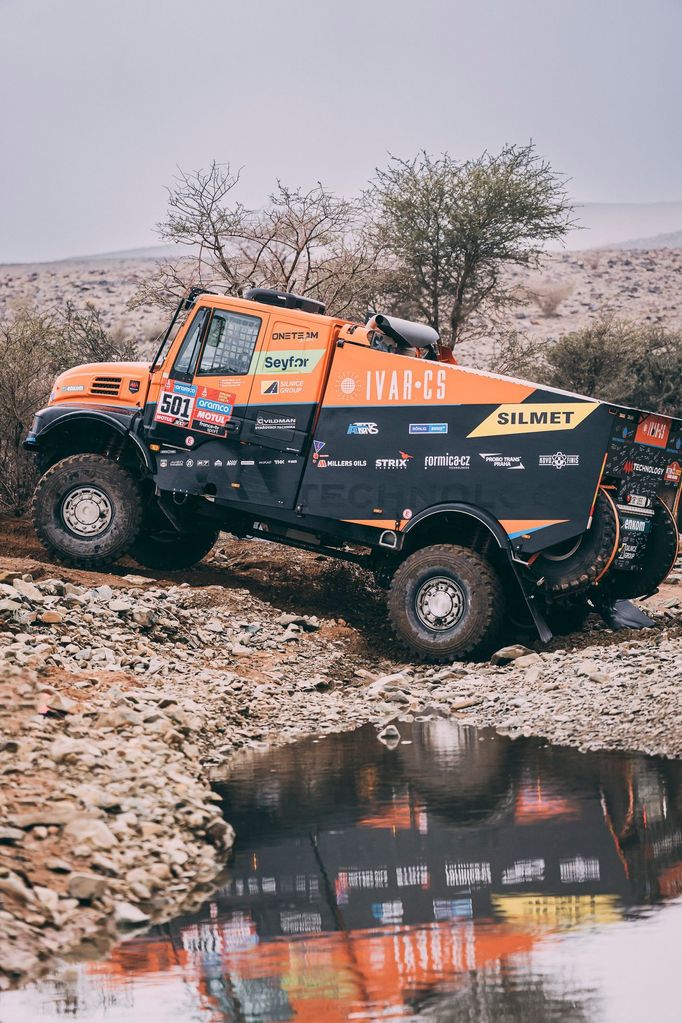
372 144 574 346
134 163 385 320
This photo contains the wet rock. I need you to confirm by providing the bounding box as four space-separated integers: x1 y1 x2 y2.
113 901 150 928
0 948 40 976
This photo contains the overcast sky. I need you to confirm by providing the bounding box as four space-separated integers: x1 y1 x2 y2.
1 0 680 262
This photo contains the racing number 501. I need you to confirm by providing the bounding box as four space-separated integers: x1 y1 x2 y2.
159 392 192 418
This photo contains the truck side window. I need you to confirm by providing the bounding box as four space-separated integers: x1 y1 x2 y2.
172 308 209 380
197 310 262 376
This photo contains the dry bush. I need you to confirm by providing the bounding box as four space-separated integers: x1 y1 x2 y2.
525 278 575 317
0 303 136 515
581 250 602 270
496 316 682 416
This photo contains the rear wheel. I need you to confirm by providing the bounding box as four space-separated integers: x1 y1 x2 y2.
528 488 619 597
388 544 504 662
601 497 679 599
32 454 142 569
130 526 219 571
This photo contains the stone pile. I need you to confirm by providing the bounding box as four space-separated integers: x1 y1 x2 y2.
1 563 680 988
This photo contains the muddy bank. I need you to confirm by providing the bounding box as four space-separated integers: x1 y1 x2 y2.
0 532 681 990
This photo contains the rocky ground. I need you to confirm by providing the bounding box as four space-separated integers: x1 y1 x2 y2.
1 517 681 991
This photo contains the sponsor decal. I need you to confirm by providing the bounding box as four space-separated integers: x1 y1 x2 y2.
159 459 168 468
260 378 305 396
665 461 682 484
185 458 194 468
539 451 580 469
241 459 255 466
185 435 195 446
253 349 325 375
272 330 319 341
621 515 651 534
375 452 413 470
619 544 638 560
193 408 229 427
409 423 448 434
128 380 140 394
169 459 184 467
61 384 84 393
313 440 326 453
468 402 598 438
197 459 210 467
347 422 379 435
627 494 650 509
255 413 296 432
155 385 194 426
480 452 525 470
624 461 665 477
402 508 413 519
635 413 670 448
213 459 223 467
365 367 447 403
316 458 367 469
338 376 358 398
173 381 197 397
424 453 471 470
196 396 233 415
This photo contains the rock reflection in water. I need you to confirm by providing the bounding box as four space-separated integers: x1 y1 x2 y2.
3 721 682 1022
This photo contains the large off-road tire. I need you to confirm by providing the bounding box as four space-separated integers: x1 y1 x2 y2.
528 488 619 597
388 544 504 662
130 527 220 571
601 497 679 600
32 454 142 569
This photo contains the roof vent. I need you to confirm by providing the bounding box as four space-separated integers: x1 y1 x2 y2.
243 288 326 315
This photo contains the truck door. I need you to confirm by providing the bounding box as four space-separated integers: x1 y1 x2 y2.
151 304 334 510
148 304 266 447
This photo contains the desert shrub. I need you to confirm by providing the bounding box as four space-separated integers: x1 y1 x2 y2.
525 278 575 316
0 303 136 515
581 250 602 270
497 317 682 416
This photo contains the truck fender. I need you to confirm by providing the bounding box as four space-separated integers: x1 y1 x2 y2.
24 406 155 474
402 502 552 643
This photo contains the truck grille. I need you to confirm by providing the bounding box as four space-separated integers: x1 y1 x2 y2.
90 376 122 397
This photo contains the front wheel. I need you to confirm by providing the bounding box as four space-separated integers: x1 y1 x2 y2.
32 454 143 569
130 526 220 571
388 544 504 662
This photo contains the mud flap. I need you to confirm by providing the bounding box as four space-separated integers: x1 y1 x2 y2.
509 556 553 643
596 599 657 630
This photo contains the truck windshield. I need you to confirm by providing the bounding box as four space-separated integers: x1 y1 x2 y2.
151 305 192 371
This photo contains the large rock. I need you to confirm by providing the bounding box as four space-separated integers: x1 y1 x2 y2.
67 873 108 901
491 644 536 665
12 579 45 603
63 817 118 850
113 901 150 928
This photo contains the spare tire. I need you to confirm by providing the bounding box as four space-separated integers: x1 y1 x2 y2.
528 488 619 597
601 497 679 600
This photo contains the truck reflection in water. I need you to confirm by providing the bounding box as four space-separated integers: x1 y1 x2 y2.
99 722 682 1022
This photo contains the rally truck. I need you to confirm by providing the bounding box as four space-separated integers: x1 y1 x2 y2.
25 287 682 661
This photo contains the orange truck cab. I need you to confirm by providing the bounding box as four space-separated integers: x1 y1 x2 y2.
25 287 682 660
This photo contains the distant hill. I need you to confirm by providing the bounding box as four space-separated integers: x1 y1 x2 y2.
546 202 682 251
606 228 682 251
